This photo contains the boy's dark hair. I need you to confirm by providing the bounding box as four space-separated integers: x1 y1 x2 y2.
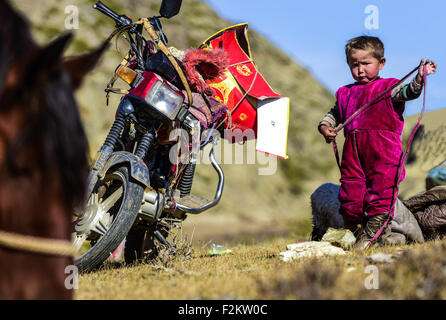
345 36 384 62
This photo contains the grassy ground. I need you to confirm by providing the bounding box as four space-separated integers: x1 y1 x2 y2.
75 222 446 300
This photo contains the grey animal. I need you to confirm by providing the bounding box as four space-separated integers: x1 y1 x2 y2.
310 183 425 244
310 183 344 240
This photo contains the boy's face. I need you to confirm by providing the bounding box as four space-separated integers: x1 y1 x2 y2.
347 49 386 84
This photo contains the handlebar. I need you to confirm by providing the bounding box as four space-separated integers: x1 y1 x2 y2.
93 1 132 28
93 2 193 106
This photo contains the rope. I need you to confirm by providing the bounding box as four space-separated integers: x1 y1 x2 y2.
139 18 194 107
0 230 75 257
227 59 254 67
365 65 428 249
216 67 259 131
333 66 419 135
329 65 427 248
332 66 419 169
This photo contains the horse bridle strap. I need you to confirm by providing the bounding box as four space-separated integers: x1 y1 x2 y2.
0 230 75 257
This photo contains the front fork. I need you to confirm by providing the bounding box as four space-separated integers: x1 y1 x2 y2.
87 112 126 197
87 112 155 198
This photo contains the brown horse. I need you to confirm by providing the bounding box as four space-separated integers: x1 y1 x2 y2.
0 0 107 299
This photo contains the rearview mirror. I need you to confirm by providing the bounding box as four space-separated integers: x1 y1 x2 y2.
159 0 182 18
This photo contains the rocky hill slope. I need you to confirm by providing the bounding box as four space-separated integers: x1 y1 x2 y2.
400 108 446 198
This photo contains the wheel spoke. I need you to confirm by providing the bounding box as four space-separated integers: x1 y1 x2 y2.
96 220 108 236
73 233 87 251
93 214 112 236
87 191 98 206
100 186 123 213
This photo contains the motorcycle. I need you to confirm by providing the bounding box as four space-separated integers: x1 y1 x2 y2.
72 0 285 272
73 0 227 271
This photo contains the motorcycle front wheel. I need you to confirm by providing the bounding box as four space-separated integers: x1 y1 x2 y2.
73 164 144 272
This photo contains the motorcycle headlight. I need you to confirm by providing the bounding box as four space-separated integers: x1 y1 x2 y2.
145 80 184 120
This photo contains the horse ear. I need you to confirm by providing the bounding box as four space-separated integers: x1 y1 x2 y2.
62 41 109 90
0 33 71 94
35 32 74 70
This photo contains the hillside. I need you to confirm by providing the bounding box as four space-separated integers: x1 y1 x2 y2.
400 108 446 199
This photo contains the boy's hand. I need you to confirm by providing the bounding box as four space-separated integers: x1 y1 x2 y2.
319 124 337 143
416 59 437 84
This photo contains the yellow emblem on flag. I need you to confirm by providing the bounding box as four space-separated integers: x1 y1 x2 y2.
236 64 252 77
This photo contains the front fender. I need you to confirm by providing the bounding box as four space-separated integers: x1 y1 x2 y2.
99 151 150 188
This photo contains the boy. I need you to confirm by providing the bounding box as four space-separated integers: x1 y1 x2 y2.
318 36 436 249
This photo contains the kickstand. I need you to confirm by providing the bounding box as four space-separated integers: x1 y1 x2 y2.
154 230 171 248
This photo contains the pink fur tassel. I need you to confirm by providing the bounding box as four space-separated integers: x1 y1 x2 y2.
182 48 228 96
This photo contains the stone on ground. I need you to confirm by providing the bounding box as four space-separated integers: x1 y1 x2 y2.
366 252 394 264
280 241 346 262
321 227 356 250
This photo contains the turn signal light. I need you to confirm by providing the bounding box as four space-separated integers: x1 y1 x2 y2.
115 65 137 85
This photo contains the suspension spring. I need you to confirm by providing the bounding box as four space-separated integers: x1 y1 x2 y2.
135 131 155 159
103 113 126 149
179 163 196 197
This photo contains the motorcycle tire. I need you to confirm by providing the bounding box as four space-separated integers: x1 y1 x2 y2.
74 164 144 272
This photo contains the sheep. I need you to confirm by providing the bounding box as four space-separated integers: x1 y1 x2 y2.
310 183 425 243
310 183 343 240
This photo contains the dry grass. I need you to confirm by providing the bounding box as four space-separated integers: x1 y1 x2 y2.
75 224 446 300
258 240 446 300
76 236 291 300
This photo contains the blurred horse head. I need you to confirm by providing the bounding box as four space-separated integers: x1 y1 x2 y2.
0 0 107 299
